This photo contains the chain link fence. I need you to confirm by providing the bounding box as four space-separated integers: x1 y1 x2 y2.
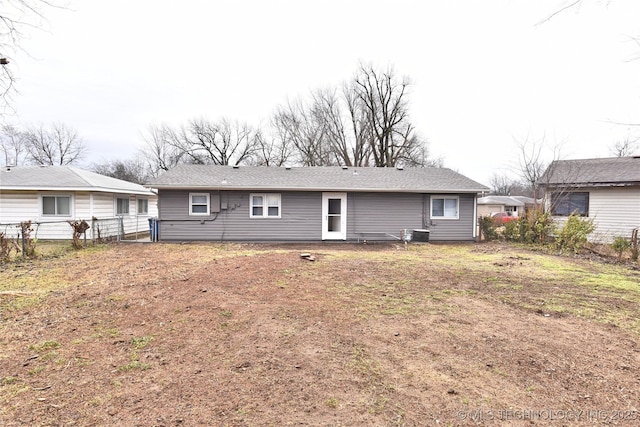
0 216 152 244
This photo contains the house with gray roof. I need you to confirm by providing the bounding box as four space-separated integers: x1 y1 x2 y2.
1 165 157 240
541 156 640 243
147 165 489 242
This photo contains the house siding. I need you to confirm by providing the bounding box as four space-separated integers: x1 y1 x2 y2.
0 191 40 223
588 186 640 243
347 193 424 241
426 194 477 241
157 190 477 242
0 190 157 240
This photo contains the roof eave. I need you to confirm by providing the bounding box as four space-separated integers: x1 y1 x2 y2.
544 181 640 189
151 184 488 193
1 186 155 195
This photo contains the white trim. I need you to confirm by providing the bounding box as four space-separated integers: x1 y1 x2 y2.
473 195 477 238
430 195 459 220
322 192 347 240
249 193 282 218
115 196 131 216
137 197 149 215
189 192 210 216
40 193 73 218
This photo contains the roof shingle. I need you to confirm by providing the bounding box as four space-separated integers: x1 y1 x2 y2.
148 165 489 193
542 157 640 186
1 165 154 195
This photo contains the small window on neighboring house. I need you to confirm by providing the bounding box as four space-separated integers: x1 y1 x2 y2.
190 193 210 215
250 193 281 218
42 195 71 216
137 198 149 215
116 197 130 215
431 196 459 219
551 192 589 216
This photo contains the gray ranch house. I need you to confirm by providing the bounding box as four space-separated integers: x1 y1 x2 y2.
147 165 489 242
542 156 640 243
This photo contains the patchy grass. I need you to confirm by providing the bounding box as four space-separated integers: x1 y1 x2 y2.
1 241 640 426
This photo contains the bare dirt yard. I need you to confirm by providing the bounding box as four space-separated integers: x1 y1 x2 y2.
1 241 640 426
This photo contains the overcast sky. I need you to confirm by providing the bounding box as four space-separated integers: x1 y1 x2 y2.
5 0 640 185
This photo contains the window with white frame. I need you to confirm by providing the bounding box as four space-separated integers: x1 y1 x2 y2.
189 193 210 215
42 195 71 216
116 197 130 215
137 198 149 215
250 193 281 218
431 196 459 219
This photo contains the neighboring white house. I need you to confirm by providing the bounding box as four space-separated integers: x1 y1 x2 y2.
541 156 640 243
0 165 158 240
477 195 535 218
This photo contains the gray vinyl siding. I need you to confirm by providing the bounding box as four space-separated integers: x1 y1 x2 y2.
158 190 322 241
347 193 425 241
157 190 477 242
425 194 476 241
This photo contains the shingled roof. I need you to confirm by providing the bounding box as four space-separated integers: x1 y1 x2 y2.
542 156 640 188
148 165 489 193
1 165 154 195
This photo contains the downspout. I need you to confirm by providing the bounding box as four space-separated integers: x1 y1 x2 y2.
472 194 478 240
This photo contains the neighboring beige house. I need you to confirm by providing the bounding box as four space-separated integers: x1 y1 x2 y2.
541 156 640 243
0 165 157 240
477 195 535 218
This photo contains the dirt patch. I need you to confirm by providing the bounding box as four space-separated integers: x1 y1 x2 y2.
1 242 640 426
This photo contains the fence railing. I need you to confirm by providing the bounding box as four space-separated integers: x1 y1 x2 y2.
0 216 153 243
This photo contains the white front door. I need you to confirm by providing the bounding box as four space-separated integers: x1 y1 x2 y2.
322 192 347 240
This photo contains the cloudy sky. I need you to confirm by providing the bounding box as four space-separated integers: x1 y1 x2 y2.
5 0 640 185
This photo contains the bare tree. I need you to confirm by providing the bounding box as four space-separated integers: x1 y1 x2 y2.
271 99 333 166
489 173 518 196
515 135 564 204
141 118 261 172
92 158 149 184
609 137 638 157
313 86 373 167
1 1 62 115
140 123 186 177
0 124 28 165
536 0 584 26
24 122 86 165
353 63 426 167
251 130 293 167
174 118 260 166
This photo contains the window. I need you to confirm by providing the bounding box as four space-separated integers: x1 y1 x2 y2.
551 192 589 216
116 197 130 215
250 193 281 218
190 193 210 216
431 196 459 219
42 195 71 216
137 198 149 215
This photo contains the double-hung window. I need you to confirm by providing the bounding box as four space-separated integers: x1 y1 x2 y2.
431 196 459 219
250 193 281 218
116 197 130 215
42 195 71 217
189 193 210 215
551 192 589 216
137 198 149 215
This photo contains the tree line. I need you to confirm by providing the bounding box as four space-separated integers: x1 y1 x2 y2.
1 63 443 184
